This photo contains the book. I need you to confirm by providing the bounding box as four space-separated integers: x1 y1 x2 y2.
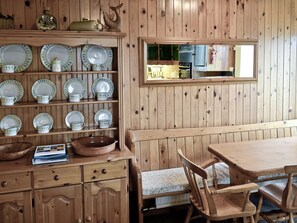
32 154 69 165
34 144 66 158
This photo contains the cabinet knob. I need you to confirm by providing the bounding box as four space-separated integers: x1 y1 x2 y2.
76 219 82 223
101 168 107 174
86 216 92 222
54 175 59 181
1 181 7 187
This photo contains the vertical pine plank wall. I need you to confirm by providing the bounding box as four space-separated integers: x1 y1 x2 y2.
0 0 296 132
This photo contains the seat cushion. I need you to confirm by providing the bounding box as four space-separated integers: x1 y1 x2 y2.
142 162 230 196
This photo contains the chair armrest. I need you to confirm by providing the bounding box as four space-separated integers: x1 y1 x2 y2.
211 182 259 195
200 157 220 169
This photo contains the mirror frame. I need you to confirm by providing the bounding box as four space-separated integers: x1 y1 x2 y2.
139 37 258 86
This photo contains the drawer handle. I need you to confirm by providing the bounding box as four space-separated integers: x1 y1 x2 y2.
86 216 92 222
76 219 82 223
54 175 59 181
101 169 107 174
1 181 7 187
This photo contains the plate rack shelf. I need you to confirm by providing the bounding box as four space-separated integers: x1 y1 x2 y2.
0 30 125 149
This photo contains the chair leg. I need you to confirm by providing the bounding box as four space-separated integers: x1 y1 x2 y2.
289 213 294 223
184 205 193 223
254 195 263 222
250 215 255 223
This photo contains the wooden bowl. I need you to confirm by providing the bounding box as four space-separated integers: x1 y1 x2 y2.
0 142 33 161
71 136 117 156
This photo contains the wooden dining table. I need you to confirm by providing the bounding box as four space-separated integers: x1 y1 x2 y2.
208 136 297 184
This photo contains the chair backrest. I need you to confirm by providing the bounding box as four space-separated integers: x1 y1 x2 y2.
283 165 297 208
177 149 211 213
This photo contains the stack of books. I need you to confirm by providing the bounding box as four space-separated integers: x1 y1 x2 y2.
32 143 68 165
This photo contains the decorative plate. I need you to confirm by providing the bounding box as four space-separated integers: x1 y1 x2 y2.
63 78 87 99
0 80 24 102
33 113 53 130
94 109 112 124
91 77 114 97
40 44 74 71
65 111 85 128
0 44 32 72
81 45 113 70
31 79 56 100
0 115 22 132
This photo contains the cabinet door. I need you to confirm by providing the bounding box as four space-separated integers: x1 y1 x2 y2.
84 178 128 223
0 191 32 223
34 185 83 223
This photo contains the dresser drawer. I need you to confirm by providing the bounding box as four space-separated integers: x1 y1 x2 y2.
0 172 31 194
34 166 81 189
84 160 128 182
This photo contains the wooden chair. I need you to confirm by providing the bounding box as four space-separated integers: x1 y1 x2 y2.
177 149 259 223
255 165 297 223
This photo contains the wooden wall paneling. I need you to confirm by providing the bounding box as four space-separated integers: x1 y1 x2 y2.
198 0 207 38
156 0 166 37
190 87 199 127
129 0 140 130
149 87 158 129
243 84 250 124
90 0 101 21
241 131 249 141
168 138 178 168
174 86 183 128
229 0 237 38
69 0 80 22
148 0 157 37
193 135 202 164
251 0 258 39
236 0 244 38
233 132 241 142
236 84 243 124
213 85 222 126
58 0 70 30
225 132 234 142
270 128 277 138
140 87 149 129
276 0 285 121
206 85 214 127
182 0 191 37
250 84 257 123
206 0 215 38
201 135 211 160
185 136 194 161
269 0 278 121
263 0 272 123
182 86 191 128
79 0 90 20
243 0 251 39
291 126 297 136
256 130 264 140
289 0 297 119
284 127 292 137
140 141 150 171
139 0 148 37
221 0 230 39
214 0 222 38
157 87 166 129
248 130 256 140
221 85 229 126
173 0 182 36
23 0 37 29
283 0 292 120
257 0 265 123
165 88 175 128
190 0 198 37
263 129 271 139
176 137 186 159
150 140 160 170
228 85 236 126
12 0 25 29
165 0 174 37
158 139 169 169
198 85 207 127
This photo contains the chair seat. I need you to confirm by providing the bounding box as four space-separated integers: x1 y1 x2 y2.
192 190 257 221
259 182 297 213
142 162 230 196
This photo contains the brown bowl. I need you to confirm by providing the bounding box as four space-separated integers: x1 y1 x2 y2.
71 136 117 156
0 142 33 161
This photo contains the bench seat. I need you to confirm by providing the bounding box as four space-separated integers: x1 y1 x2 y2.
142 162 230 197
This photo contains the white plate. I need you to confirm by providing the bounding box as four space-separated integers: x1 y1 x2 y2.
0 44 32 72
94 109 112 125
32 79 56 100
33 113 53 130
91 77 114 97
65 111 85 128
63 78 86 99
40 44 74 71
0 80 24 102
0 114 22 132
81 45 113 70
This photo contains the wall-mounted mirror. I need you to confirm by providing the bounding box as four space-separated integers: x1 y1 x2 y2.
139 37 258 86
